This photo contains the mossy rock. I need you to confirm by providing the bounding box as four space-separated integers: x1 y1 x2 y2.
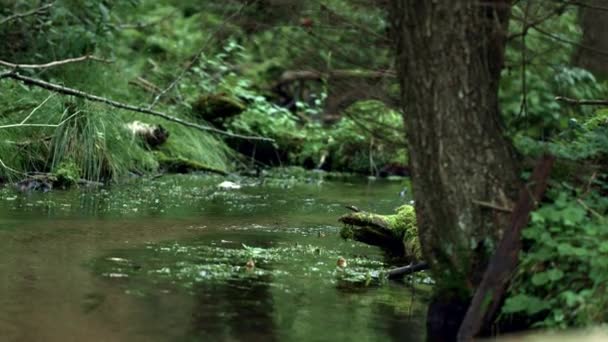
192 94 246 122
53 161 80 188
339 205 421 261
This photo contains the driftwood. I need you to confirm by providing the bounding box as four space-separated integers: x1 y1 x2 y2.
457 154 555 341
339 205 420 260
340 212 406 256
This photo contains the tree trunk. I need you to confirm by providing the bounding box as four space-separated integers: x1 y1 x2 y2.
573 0 608 78
390 1 520 340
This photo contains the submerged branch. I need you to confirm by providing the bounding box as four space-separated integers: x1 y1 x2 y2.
0 71 273 142
386 262 429 279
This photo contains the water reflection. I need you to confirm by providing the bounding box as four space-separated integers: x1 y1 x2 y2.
190 275 278 341
0 175 426 341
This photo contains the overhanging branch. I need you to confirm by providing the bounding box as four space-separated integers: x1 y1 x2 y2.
555 96 608 106
0 3 53 26
0 71 273 142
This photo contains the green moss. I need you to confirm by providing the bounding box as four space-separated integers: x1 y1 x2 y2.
156 153 228 175
339 205 421 260
192 94 246 122
391 205 421 259
53 161 80 188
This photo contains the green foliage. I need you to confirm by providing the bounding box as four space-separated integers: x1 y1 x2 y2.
501 3 608 140
503 186 608 328
53 160 80 187
295 100 406 173
504 72 608 328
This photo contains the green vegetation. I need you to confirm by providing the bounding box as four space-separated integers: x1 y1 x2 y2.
1 0 608 340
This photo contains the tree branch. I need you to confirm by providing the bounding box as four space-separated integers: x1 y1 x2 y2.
555 96 608 106
0 3 53 26
533 26 608 58
0 71 273 142
0 55 111 70
458 154 555 341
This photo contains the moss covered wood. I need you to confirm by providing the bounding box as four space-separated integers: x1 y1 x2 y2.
339 205 421 261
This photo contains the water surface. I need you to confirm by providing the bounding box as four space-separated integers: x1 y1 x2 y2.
0 174 427 341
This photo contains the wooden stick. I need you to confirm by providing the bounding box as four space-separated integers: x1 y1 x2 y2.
457 154 555 341
0 3 53 26
0 71 273 142
0 55 111 69
472 199 513 213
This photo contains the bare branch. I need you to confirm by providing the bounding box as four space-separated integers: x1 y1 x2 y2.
0 3 53 26
0 158 23 175
0 55 111 70
0 71 273 142
555 96 608 106
19 94 54 125
564 0 608 12
0 94 81 130
532 26 608 58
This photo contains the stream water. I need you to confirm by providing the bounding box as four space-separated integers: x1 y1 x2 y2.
0 174 427 341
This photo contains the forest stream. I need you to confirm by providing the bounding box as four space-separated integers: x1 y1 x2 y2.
0 175 427 342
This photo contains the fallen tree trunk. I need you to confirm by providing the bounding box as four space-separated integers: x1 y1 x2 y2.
339 204 421 261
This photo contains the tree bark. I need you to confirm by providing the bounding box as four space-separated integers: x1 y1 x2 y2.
390 1 520 340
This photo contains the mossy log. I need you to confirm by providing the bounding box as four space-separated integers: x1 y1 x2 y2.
339 205 421 261
192 94 245 123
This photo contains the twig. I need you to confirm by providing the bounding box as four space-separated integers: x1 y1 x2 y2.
517 0 531 118
0 3 53 26
563 0 608 12
0 55 111 70
472 199 513 213
20 94 54 125
0 71 273 142
532 26 608 58
0 111 79 129
0 94 78 129
555 96 608 106
508 4 568 41
0 158 23 175
577 198 605 222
